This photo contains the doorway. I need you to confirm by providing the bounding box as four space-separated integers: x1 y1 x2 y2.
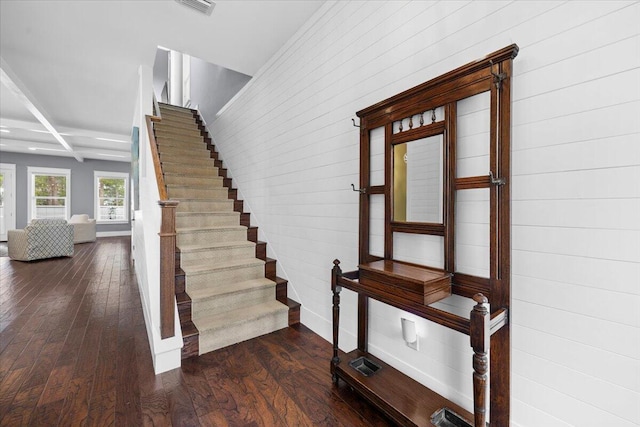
0 163 16 241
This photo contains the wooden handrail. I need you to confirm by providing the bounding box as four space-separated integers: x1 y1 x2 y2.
145 112 178 339
145 115 167 200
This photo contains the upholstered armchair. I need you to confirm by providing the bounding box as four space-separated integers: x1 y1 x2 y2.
69 214 97 243
8 219 74 261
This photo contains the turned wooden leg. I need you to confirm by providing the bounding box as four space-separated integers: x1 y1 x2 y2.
470 293 490 427
331 259 343 383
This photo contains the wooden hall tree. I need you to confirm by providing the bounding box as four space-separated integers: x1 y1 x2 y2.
330 45 518 427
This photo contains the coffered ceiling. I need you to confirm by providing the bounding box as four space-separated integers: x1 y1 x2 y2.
0 0 324 162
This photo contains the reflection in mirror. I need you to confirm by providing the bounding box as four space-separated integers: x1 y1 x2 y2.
393 134 443 223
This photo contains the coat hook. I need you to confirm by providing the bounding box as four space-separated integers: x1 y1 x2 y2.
351 118 361 128
489 171 505 186
351 184 366 194
489 60 506 90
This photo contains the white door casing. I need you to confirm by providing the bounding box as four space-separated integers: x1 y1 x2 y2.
0 163 16 241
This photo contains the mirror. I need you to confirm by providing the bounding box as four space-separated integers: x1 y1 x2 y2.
393 133 443 223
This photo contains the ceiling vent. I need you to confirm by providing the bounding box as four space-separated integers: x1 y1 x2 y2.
175 0 216 16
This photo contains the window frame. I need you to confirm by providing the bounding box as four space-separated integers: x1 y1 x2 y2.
94 171 129 224
27 166 71 222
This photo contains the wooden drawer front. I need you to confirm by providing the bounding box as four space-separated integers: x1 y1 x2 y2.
359 260 452 306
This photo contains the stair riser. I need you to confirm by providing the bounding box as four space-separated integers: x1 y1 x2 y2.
180 245 255 266
169 188 229 200
192 286 275 319
162 163 218 176
196 310 289 354
164 175 223 187
176 201 234 213
176 214 240 229
185 264 265 292
177 229 247 246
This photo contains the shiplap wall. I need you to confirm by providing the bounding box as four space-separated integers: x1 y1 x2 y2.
210 1 640 425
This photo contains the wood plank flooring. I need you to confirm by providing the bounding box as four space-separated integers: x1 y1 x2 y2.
0 237 393 426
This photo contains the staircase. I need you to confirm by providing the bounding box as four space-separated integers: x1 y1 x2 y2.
154 103 300 358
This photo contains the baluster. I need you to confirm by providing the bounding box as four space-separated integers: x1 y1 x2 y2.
470 294 490 426
408 116 413 129
419 112 424 127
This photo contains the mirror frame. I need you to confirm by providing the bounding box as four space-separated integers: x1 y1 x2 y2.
390 120 447 231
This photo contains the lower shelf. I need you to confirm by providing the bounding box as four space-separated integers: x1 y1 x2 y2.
334 349 474 427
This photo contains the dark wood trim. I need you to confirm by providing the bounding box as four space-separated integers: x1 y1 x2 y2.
356 44 518 119
357 294 368 352
367 185 385 195
491 56 514 427
444 102 456 273
455 175 492 190
391 222 445 236
359 125 370 264
384 123 393 260
390 121 446 145
452 273 491 299
159 200 179 339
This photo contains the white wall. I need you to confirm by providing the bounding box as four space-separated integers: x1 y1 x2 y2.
210 1 640 425
132 65 182 374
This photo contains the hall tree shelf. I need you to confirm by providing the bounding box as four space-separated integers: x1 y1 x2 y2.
330 45 518 427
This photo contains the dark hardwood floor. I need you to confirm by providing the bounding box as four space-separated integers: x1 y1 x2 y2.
0 237 393 426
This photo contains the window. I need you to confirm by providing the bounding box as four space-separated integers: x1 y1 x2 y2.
28 167 71 221
95 171 129 223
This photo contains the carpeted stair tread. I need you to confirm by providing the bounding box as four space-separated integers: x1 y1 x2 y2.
193 299 289 336
157 146 211 157
168 188 229 200
195 300 288 330
175 199 234 213
164 172 221 181
162 158 216 167
176 212 238 219
156 135 204 144
178 240 254 253
188 277 275 301
155 121 197 129
182 257 264 275
177 225 245 233
165 174 223 181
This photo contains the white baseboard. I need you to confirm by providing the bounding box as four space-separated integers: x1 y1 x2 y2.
97 230 132 237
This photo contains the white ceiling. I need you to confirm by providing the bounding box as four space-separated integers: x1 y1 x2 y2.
0 0 324 162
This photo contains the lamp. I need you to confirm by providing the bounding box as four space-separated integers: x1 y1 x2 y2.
401 318 419 350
